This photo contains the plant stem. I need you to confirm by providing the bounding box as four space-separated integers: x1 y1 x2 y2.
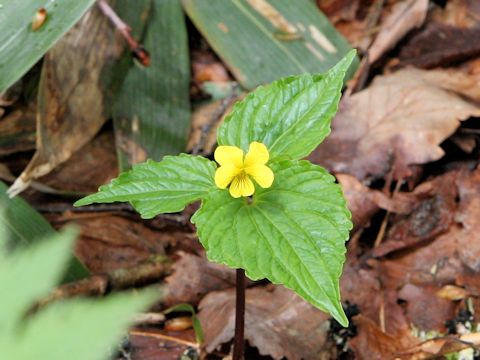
233 269 246 360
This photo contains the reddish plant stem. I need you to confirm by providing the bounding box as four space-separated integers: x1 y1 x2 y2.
233 269 246 360
97 0 150 66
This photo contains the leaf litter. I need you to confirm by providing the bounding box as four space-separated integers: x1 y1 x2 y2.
3 0 480 359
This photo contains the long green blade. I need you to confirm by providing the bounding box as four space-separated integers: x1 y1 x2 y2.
113 0 191 170
182 0 356 89
0 0 95 92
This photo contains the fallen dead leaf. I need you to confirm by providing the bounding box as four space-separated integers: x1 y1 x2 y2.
373 170 459 257
198 285 334 360
0 106 36 156
63 215 167 273
349 315 417 360
7 5 124 196
398 23 480 69
398 283 457 332
129 328 199 360
368 0 428 64
163 251 236 307
310 68 480 182
337 173 413 228
455 166 480 272
39 132 117 194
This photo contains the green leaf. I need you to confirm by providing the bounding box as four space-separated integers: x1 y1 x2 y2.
113 0 191 170
1 292 154 360
164 303 204 344
0 227 77 334
191 160 352 325
217 50 356 160
0 182 89 281
182 0 356 89
74 154 216 219
0 0 95 92
0 225 156 360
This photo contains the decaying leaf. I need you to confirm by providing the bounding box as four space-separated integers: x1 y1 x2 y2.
62 215 167 273
163 251 236 307
0 106 36 156
7 5 124 197
368 0 428 64
337 173 414 228
39 132 117 194
198 285 334 360
311 67 480 182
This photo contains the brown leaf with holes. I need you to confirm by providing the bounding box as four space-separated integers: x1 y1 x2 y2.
373 169 459 257
7 6 124 196
198 285 334 360
310 68 480 182
368 0 428 64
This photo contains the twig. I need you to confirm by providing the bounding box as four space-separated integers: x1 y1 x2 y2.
97 0 150 66
374 178 403 247
36 255 171 309
233 269 246 360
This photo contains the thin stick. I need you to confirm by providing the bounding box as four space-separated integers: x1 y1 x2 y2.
233 269 246 360
97 0 150 66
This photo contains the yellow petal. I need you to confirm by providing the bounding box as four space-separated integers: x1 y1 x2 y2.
214 146 244 168
245 164 274 188
244 142 269 166
229 174 255 198
215 164 240 189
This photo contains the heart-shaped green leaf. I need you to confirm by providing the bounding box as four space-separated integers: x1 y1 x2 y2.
192 160 352 325
217 50 356 160
74 154 216 219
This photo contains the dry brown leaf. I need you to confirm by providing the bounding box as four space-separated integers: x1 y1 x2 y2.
455 166 480 272
373 170 459 257
39 132 117 193
0 106 36 156
338 173 414 228
7 5 123 196
398 283 457 332
310 68 480 182
163 251 236 307
398 23 480 69
198 285 334 360
349 315 417 360
368 0 428 64
61 215 168 274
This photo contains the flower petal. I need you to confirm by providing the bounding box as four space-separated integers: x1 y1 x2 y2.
244 142 269 166
245 164 274 188
214 146 244 168
215 164 240 189
229 174 255 198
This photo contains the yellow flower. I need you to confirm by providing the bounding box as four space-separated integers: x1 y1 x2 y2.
214 142 274 198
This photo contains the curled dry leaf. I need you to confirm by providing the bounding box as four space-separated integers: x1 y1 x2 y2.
198 285 333 360
311 68 480 182
368 0 428 64
7 5 124 197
